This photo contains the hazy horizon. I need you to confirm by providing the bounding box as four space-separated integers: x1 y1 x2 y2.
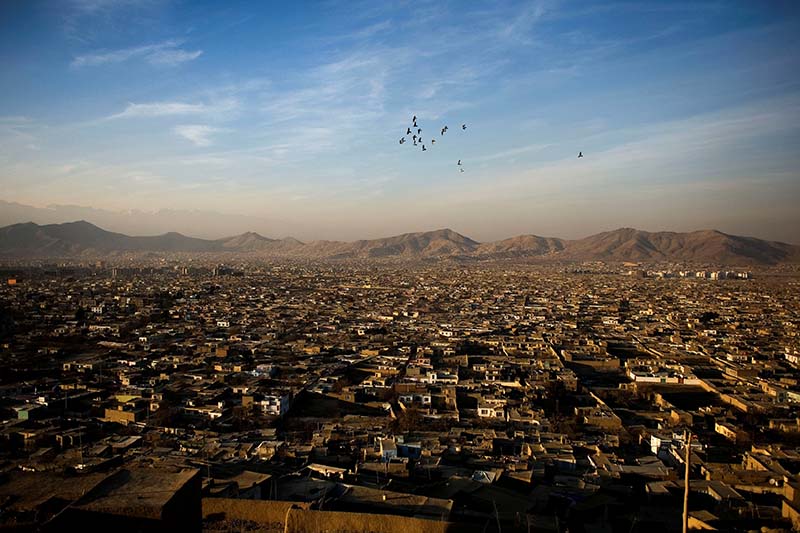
2 1 799 243
2 198 800 246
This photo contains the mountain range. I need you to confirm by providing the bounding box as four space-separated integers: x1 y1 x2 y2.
0 221 798 265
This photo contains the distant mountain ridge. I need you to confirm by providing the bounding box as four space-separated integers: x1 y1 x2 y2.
292 229 479 259
0 220 797 265
475 235 566 257
0 221 300 256
561 227 798 264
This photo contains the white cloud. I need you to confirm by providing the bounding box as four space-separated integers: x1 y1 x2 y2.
0 116 37 150
417 95 800 208
73 43 160 67
0 116 32 124
110 102 206 119
474 142 554 162
173 125 222 146
497 0 551 43
68 0 150 15
107 98 237 120
72 40 202 67
147 48 203 66
349 20 392 40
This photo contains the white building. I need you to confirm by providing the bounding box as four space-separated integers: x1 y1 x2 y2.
260 392 291 416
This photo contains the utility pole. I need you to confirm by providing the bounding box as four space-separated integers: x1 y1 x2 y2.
78 427 83 466
492 499 502 533
682 431 692 533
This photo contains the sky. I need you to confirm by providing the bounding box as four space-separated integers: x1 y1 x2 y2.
1 0 799 243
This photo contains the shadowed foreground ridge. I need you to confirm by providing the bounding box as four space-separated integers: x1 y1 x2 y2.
0 221 797 264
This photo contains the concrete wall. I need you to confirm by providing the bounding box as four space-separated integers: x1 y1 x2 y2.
285 508 475 533
202 498 309 532
202 498 477 533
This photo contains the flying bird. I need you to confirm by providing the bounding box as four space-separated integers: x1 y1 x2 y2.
399 137 405 144
422 145 426 151
412 115 416 122
578 152 584 158
457 160 462 165
461 124 466 130
431 139 436 145
417 128 421 135
412 134 417 142
460 168 465 173
406 128 411 135
441 126 448 135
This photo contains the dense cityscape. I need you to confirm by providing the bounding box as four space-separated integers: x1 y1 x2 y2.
1 258 799 531
3 1 800 531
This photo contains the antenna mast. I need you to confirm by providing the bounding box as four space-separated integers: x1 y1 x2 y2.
682 431 692 533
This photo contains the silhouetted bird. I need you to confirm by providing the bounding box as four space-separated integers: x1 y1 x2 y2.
431 139 436 144
457 160 462 165
460 168 465 173
399 137 405 144
413 140 417 146
417 128 421 135
406 128 411 135
422 145 426 151
578 152 583 158
441 126 448 135
412 115 416 122
412 135 417 142
461 124 466 130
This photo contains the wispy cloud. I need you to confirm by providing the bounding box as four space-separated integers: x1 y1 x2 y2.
354 20 393 39
68 0 154 15
249 2 567 163
173 125 222 147
106 98 237 120
109 102 205 118
72 40 202 67
147 47 202 65
0 116 39 151
62 0 166 44
474 142 554 163
0 116 33 124
580 96 800 170
258 49 392 159
497 0 552 44
421 94 800 208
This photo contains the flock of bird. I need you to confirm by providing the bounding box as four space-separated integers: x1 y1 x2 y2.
399 114 583 171
399 115 469 172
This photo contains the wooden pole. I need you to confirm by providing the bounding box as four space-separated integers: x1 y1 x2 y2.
682 431 692 533
492 499 502 533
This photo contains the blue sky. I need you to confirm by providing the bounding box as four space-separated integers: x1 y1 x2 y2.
1 0 799 242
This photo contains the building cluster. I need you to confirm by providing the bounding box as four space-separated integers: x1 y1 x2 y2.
628 269 753 280
0 260 798 532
